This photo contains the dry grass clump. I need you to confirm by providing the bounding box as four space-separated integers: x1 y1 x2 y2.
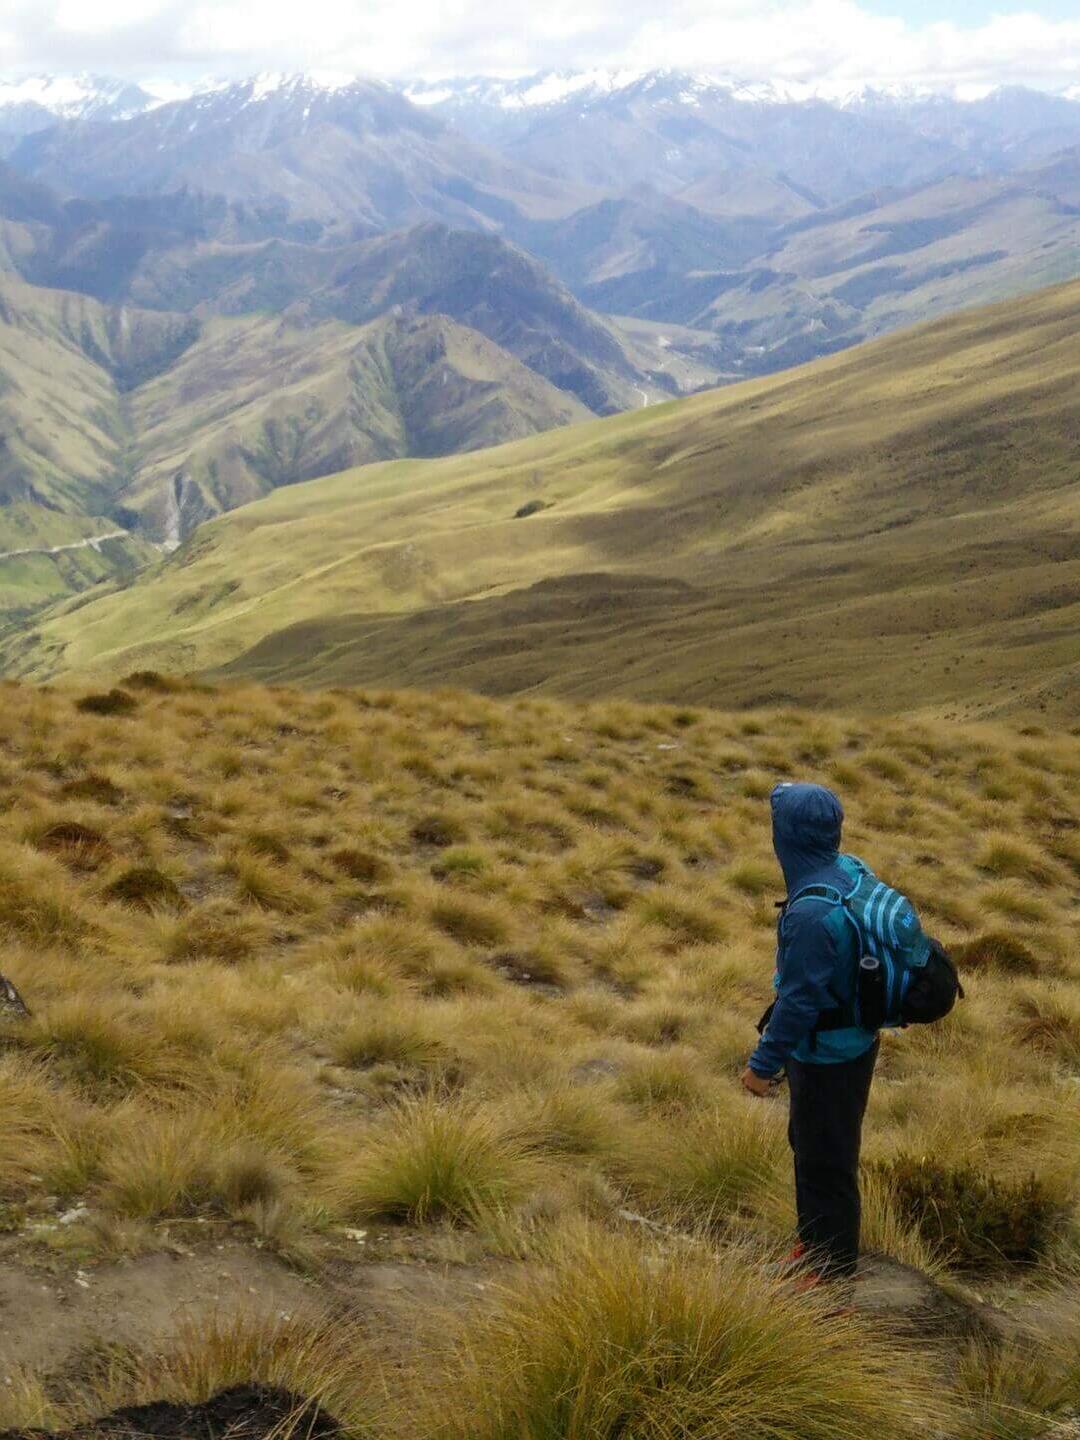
75 688 138 716
331 1011 450 1074
103 864 185 910
978 832 1058 886
399 1224 948 1440
331 1094 542 1225
956 931 1041 976
84 1311 385 1438
625 1101 788 1230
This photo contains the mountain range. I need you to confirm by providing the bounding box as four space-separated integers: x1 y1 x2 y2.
2 71 1077 374
0 66 1077 628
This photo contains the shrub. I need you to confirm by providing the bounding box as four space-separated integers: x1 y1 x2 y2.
405 1224 946 1440
956 931 1039 976
878 1155 1070 1268
75 689 138 717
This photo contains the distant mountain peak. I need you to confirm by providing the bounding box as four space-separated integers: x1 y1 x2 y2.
0 72 161 133
405 68 1080 113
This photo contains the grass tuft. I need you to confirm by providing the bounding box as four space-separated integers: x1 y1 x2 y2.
332 1094 540 1225
403 1224 949 1440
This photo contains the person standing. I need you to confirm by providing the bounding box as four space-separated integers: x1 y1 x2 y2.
740 782 879 1294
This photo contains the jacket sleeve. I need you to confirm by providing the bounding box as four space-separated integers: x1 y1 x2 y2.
748 902 839 1076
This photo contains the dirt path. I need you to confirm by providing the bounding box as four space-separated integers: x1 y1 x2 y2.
0 533 128 564
0 1240 488 1376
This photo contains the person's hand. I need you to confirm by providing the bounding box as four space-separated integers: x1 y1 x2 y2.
740 1065 780 1097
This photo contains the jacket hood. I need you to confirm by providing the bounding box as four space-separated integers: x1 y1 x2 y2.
771 782 844 890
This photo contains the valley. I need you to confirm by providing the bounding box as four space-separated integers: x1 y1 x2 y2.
10 275 1080 722
0 232 703 614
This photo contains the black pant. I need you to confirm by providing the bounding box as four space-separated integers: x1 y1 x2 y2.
786 1041 878 1279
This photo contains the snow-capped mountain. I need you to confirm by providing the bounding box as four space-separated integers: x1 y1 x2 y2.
0 74 166 147
401 68 1080 202
8 72 578 234
405 68 1080 115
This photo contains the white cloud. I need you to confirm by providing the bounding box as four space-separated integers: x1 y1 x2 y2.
1 0 1079 95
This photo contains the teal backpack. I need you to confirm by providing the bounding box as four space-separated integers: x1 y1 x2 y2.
789 857 963 1032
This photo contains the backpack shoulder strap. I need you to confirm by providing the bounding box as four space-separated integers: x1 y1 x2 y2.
787 882 846 909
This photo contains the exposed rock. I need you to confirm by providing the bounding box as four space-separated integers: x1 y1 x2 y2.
856 1254 1009 1340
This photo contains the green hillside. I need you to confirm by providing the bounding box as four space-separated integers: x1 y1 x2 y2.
0 268 639 612
119 308 591 538
7 275 1080 721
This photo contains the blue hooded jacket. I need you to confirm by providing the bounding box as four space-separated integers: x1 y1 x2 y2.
748 782 877 1076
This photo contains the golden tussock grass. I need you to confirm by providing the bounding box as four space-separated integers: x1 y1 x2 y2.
0 679 1078 1432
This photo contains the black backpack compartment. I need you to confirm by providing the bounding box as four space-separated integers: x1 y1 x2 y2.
900 937 964 1026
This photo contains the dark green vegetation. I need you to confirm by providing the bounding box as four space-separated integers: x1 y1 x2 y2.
13 275 1080 722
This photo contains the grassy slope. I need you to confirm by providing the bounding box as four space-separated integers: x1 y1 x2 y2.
0 677 1078 1433
14 275 1080 721
122 309 590 533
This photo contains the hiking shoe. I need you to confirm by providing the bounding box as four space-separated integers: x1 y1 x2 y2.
765 1242 810 1280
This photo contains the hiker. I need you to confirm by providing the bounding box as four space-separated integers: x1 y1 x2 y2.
740 781 959 1296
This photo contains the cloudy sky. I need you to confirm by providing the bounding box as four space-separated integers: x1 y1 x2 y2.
2 0 1079 94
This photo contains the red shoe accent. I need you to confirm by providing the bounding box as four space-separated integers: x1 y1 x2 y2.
790 1269 825 1294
